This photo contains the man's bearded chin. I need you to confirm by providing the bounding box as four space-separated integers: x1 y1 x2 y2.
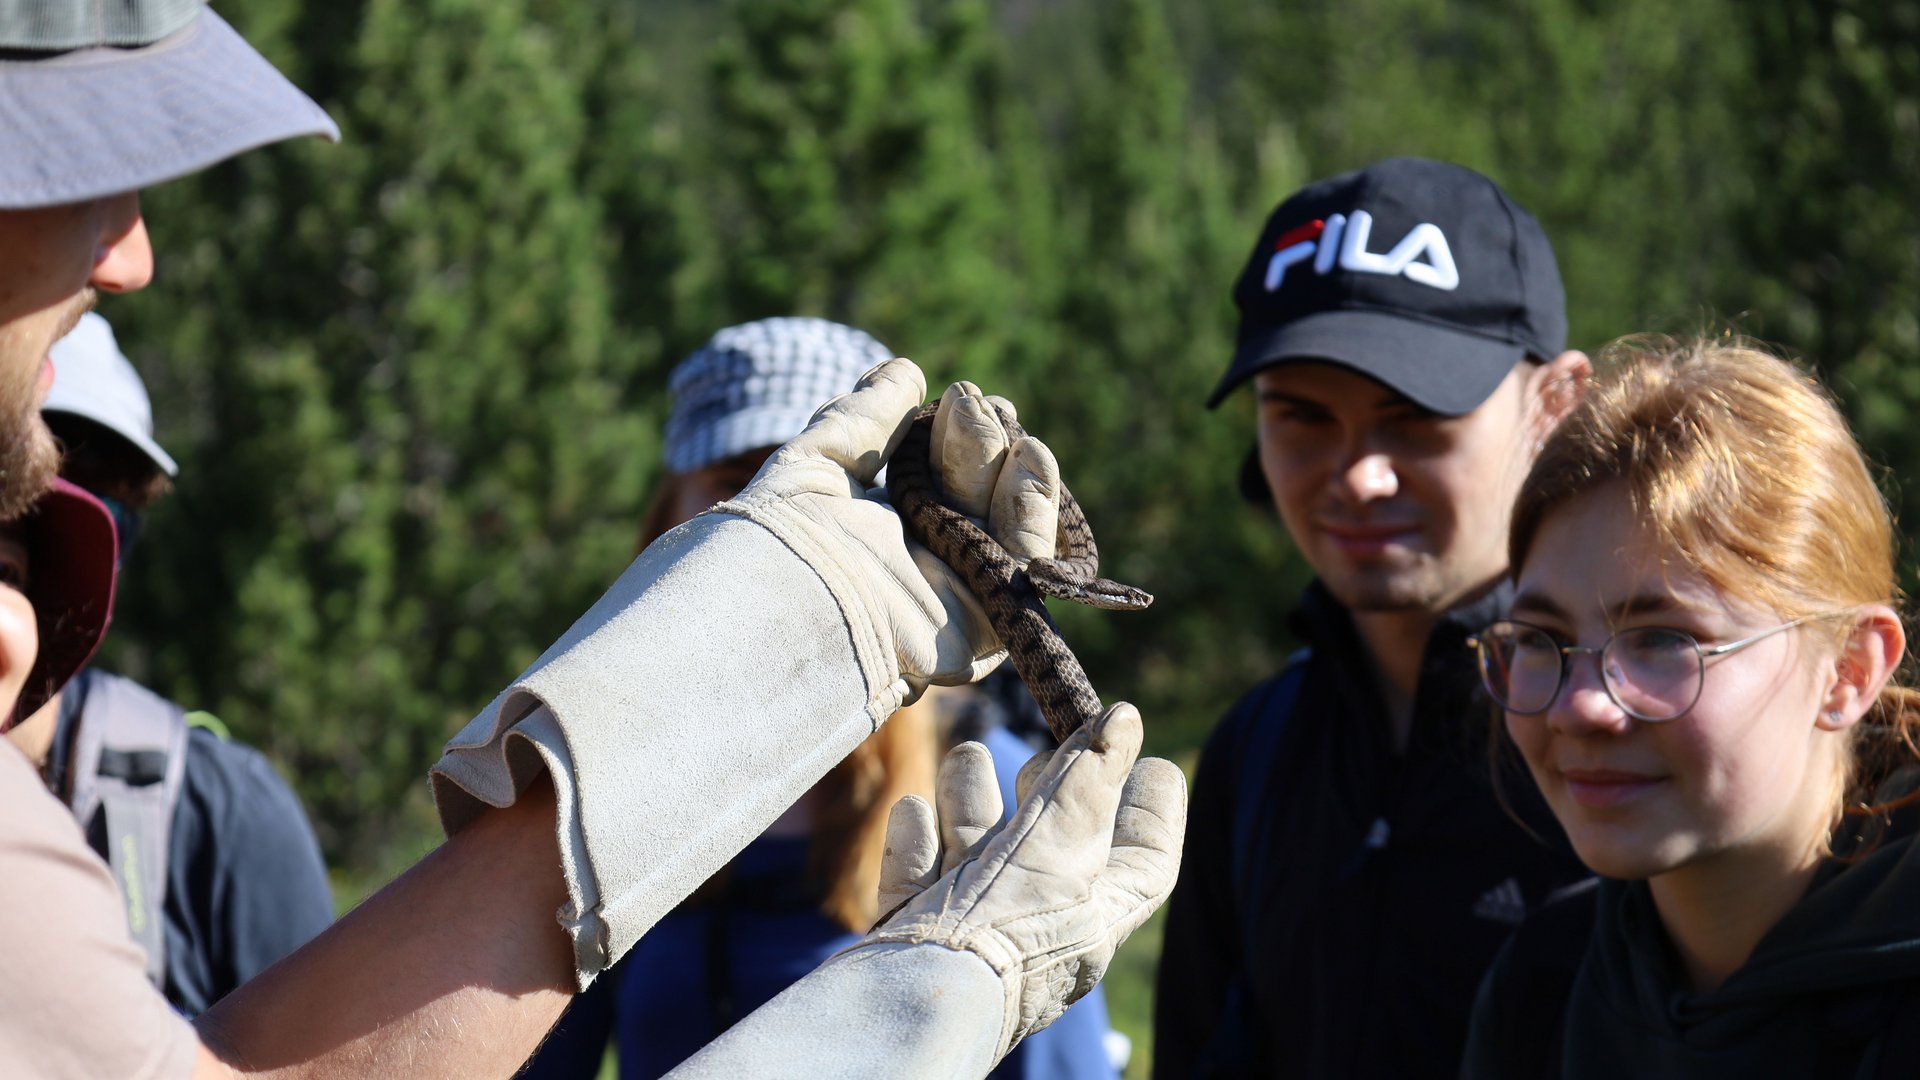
0 290 93 519
0 404 59 520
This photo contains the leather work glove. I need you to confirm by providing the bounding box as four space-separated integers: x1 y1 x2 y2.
718 363 1065 716
875 740 1004 919
857 702 1187 1060
431 357 1074 986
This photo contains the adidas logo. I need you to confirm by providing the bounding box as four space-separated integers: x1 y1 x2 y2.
1473 878 1528 925
1362 817 1390 851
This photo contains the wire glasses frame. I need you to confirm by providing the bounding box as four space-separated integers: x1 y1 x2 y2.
1467 616 1820 722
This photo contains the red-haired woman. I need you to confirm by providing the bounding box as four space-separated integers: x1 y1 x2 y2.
1464 337 1920 1078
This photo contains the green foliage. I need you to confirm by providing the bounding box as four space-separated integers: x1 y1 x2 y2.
1728 1 1920 570
702 0 1016 377
995 0 1310 754
1197 0 1755 346
104 0 660 864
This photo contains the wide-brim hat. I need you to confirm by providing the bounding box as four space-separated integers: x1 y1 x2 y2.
0 3 339 209
7 478 118 728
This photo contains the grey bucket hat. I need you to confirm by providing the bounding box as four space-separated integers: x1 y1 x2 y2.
0 0 339 209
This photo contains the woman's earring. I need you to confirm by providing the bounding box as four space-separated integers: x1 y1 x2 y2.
1827 709 1844 723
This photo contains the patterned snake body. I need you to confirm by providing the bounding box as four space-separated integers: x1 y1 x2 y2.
887 401 1153 744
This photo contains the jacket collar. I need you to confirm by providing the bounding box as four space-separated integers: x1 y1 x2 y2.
1290 576 1514 675
1289 576 1516 758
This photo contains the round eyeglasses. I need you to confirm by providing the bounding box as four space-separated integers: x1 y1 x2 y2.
1467 617 1817 722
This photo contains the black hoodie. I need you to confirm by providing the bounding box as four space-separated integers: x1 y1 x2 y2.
1465 827 1920 1080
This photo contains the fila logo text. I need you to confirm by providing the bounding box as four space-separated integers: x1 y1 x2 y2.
1264 210 1461 293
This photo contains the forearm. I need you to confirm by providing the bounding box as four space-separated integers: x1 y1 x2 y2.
194 777 573 1079
191 515 885 1077
665 944 1005 1080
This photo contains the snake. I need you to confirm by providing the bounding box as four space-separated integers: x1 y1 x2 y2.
887 399 1154 745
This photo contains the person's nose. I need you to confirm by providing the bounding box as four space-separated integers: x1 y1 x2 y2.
90 193 152 294
1332 436 1398 503
1546 647 1632 736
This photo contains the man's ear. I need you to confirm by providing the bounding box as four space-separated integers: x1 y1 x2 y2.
1818 605 1906 731
1525 350 1590 444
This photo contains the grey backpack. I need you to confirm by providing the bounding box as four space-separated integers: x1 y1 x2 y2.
63 669 190 990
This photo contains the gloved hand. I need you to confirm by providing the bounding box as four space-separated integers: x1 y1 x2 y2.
430 357 1075 986
854 702 1187 1060
718 360 1065 719
875 740 1003 919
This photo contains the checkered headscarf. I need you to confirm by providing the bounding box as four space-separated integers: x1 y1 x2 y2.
664 317 895 473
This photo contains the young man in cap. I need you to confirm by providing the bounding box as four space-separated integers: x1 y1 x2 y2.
1153 157 1593 1078
0 3 1183 1077
1 313 336 1016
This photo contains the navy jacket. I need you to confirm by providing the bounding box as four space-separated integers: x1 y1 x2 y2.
1153 582 1589 1078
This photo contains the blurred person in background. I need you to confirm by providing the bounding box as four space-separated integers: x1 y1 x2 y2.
1154 158 1594 1078
525 316 1121 1080
2 313 333 1016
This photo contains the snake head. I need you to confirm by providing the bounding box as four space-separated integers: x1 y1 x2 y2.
1028 558 1155 611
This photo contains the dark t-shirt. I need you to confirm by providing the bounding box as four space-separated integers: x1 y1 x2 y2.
52 669 335 1015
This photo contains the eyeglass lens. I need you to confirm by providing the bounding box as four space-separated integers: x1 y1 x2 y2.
1478 624 1704 721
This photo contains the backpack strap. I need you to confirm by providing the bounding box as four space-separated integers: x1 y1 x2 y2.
1229 649 1310 943
63 669 190 990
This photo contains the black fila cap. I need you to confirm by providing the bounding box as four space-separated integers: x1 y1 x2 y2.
1208 157 1568 414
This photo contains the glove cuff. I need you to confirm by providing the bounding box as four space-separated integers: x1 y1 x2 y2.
842 914 1027 1059
717 493 910 724
430 513 879 988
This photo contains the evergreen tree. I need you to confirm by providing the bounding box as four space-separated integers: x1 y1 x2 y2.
1205 0 1750 347
1728 1 1920 562
76 0 1920 898
1006 0 1308 753
699 0 1016 380
102 0 654 869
